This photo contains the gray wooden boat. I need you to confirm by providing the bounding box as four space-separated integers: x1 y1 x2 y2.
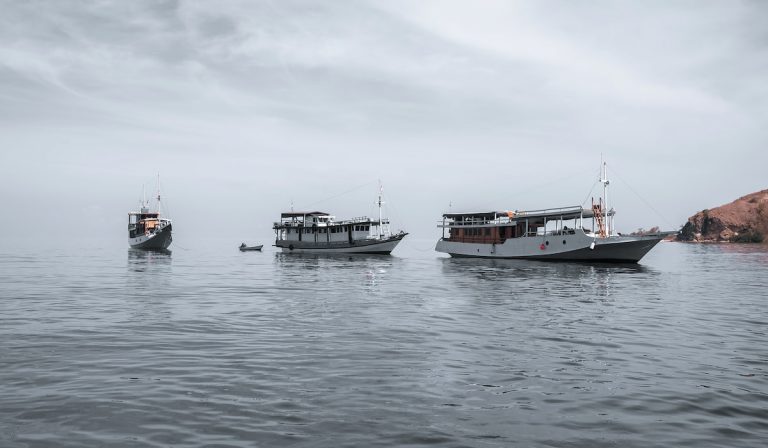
435 162 671 263
239 243 263 252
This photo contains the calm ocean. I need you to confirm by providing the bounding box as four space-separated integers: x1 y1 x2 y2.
1 239 767 447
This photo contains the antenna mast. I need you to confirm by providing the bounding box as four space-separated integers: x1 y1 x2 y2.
600 159 610 237
156 173 161 215
377 181 384 238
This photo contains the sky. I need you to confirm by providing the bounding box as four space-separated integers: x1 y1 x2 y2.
1 0 767 247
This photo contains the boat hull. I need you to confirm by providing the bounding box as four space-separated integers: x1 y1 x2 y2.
435 232 664 263
239 245 263 252
129 224 173 250
276 233 407 254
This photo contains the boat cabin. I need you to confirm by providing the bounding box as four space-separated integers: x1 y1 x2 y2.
439 205 615 244
274 211 389 244
128 210 161 238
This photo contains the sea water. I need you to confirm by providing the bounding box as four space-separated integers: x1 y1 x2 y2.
1 239 767 447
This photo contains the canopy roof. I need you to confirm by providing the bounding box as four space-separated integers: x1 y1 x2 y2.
280 211 330 218
443 206 612 221
442 211 505 220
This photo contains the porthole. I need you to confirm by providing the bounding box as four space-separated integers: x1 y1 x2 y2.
563 240 567 245
545 241 549 246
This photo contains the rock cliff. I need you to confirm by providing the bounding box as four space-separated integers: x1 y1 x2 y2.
677 189 768 243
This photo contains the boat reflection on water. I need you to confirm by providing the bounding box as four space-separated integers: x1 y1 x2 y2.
127 248 172 273
273 252 396 291
126 248 173 321
440 256 657 300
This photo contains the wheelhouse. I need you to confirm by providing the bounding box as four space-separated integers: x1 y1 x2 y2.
128 211 163 238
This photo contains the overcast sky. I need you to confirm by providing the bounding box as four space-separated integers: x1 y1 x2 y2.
1 0 766 247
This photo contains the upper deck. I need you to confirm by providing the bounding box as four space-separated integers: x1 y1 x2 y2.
439 205 613 228
274 211 388 229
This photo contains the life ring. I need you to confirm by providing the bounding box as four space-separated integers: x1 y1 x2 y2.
540 243 546 251
288 244 294 251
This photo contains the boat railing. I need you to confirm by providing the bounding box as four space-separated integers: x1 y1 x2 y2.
275 216 385 228
437 218 512 227
343 216 373 224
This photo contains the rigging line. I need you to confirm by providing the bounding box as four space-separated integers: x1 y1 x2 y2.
511 165 600 199
580 165 603 207
609 165 677 229
580 180 600 207
298 181 378 210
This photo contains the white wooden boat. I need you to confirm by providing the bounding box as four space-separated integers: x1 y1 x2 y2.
273 186 407 254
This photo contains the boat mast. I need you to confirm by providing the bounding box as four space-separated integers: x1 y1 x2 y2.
156 173 161 215
600 160 610 237
141 184 147 213
377 181 384 238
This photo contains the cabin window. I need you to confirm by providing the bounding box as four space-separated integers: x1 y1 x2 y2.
485 228 490 236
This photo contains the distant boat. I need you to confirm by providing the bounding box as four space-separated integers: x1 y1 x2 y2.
128 178 172 250
273 185 407 254
434 162 671 263
239 243 263 251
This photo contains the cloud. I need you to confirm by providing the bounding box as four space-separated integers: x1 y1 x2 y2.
1 0 767 240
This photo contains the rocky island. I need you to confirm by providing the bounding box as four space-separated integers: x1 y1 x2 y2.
677 189 768 243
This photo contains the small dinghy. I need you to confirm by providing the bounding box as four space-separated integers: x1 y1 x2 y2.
239 243 263 252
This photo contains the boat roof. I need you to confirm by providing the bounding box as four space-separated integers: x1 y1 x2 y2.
280 211 330 218
128 212 159 217
443 206 611 221
443 211 506 219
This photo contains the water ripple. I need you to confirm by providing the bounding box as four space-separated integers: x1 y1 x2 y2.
1 242 767 447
